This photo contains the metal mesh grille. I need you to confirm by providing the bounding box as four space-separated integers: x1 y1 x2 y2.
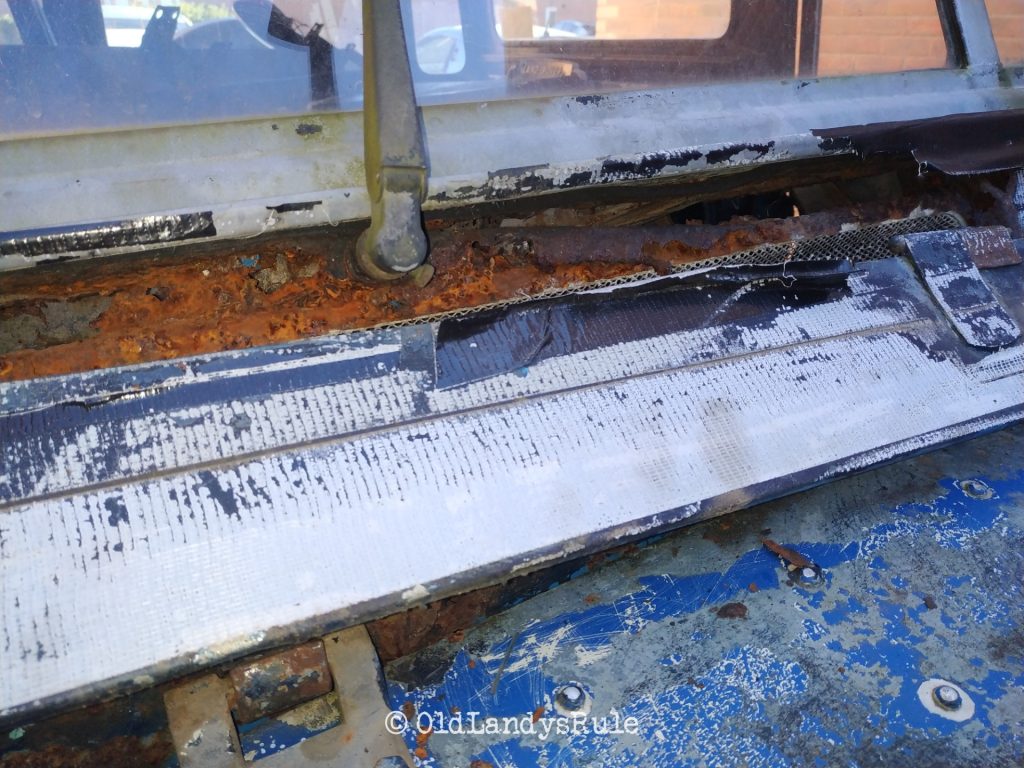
670 211 964 273
363 211 964 330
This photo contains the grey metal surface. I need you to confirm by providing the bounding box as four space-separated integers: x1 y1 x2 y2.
165 625 412 767
897 228 1022 349
385 422 1024 766
355 0 429 281
946 0 1002 75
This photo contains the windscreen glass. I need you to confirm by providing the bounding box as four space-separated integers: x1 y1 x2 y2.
0 0 954 139
0 1 20 44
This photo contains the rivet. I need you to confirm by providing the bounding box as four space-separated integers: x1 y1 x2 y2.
959 479 994 500
932 684 963 711
553 683 591 716
797 566 822 586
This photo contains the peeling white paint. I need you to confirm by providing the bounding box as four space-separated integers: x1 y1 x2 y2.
1 260 1023 720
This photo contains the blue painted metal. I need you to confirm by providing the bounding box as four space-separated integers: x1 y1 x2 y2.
383 424 1024 767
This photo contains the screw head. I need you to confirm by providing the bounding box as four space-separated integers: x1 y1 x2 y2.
556 684 582 708
959 479 994 500
932 684 963 711
553 683 590 716
796 566 821 586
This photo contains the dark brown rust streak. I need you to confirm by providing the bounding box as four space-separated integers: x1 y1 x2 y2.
761 537 814 569
434 200 929 272
0 196 947 382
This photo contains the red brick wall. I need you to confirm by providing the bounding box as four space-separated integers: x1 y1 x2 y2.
594 0 730 39
817 0 948 75
987 0 1024 64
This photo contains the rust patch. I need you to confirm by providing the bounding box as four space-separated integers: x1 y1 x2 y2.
531 706 544 723
228 640 332 724
0 195 947 382
761 538 814 569
715 602 748 619
923 595 938 610
748 582 760 593
368 583 505 664
0 735 173 768
0 230 645 382
414 726 432 760
369 538 646 663
447 628 466 644
961 226 1022 268
402 700 416 722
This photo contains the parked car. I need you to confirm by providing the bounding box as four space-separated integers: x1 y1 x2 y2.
552 18 593 36
101 4 191 47
174 16 269 50
416 22 577 75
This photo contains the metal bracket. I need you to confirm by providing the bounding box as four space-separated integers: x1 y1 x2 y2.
893 227 1021 349
141 5 180 51
354 0 430 283
164 626 413 767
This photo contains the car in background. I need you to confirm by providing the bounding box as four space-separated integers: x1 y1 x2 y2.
174 16 269 49
552 19 593 36
416 22 576 75
101 4 191 47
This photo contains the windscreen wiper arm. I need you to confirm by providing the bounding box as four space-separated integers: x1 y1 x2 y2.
353 0 431 284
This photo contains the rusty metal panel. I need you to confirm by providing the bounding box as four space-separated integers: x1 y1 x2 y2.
228 641 332 724
962 225 1023 268
164 626 412 767
0 204 959 382
895 227 1021 348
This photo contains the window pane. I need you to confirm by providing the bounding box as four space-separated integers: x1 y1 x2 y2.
0 0 959 139
476 0 788 100
411 0 465 75
491 0 730 41
0 0 20 44
0 0 366 137
594 0 730 40
988 0 1024 65
817 0 948 76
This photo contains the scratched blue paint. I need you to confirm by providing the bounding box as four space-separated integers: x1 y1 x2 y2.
822 596 868 625
451 646 806 768
236 705 340 762
386 468 1024 766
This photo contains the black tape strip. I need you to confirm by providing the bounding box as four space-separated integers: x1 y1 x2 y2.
0 212 217 259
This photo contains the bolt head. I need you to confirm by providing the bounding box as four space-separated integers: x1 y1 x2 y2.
959 479 993 500
933 684 963 710
554 683 589 715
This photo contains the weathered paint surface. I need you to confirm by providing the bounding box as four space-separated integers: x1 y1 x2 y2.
1 253 1022 724
1 65 1021 269
385 426 1024 766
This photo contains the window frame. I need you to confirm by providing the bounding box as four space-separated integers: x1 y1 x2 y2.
0 0 1017 271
